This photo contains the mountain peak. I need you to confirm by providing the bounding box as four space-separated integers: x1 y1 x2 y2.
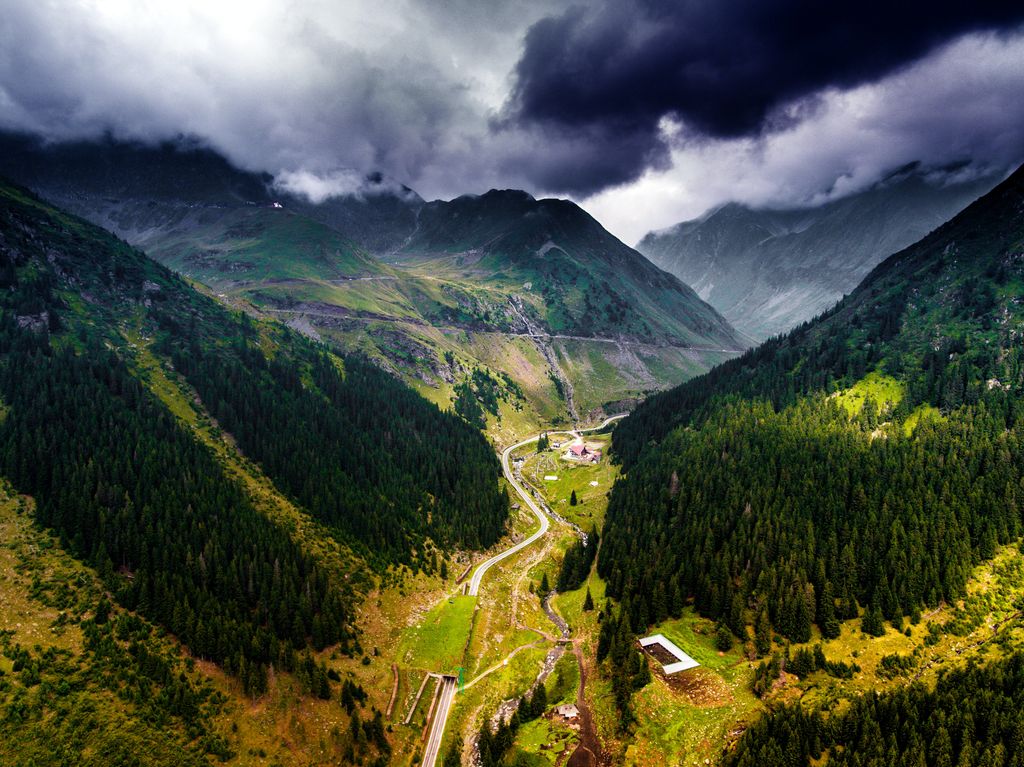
479 188 536 202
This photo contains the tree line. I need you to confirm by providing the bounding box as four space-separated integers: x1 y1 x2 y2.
163 329 509 564
600 392 1024 645
557 526 598 592
727 653 1024 767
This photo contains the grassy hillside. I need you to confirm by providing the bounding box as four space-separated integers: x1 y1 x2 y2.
137 205 384 283
399 189 746 348
0 135 747 429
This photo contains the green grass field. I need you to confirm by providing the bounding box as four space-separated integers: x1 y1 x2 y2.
398 595 477 672
519 434 617 529
508 718 577 766
903 403 945 435
834 371 905 416
623 611 759 766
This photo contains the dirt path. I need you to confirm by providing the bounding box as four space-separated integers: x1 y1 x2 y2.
386 663 399 718
463 639 548 691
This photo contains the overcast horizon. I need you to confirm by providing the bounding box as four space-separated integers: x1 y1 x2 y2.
3 1 1024 243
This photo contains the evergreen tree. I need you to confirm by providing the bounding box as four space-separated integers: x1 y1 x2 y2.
715 623 734 652
818 581 841 639
530 683 547 718
861 603 886 637
755 610 773 657
729 653 1024 767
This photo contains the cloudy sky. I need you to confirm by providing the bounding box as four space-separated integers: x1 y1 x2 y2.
2 0 1024 243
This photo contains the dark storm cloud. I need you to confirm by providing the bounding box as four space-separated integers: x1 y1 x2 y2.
505 0 1024 194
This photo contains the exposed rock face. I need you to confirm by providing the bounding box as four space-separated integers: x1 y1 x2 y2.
638 167 1002 340
15 312 48 333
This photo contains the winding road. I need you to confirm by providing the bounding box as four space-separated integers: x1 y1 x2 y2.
261 307 745 354
470 413 628 596
421 413 627 767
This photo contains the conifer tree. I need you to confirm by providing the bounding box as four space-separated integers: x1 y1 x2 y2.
715 623 734 652
862 603 886 637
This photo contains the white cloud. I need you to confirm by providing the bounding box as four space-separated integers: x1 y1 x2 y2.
272 169 365 203
0 0 564 196
0 4 1021 245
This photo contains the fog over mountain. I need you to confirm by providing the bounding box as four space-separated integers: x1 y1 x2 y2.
1 1 1023 241
637 164 1004 339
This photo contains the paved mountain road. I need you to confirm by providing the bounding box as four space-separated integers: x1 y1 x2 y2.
421 675 457 767
421 413 626 767
468 414 627 596
261 308 745 353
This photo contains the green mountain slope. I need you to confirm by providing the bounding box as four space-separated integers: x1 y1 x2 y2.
637 165 1000 340
602 162 1024 647
399 189 747 348
727 653 1024 767
0 134 747 429
0 178 506 761
615 164 1024 466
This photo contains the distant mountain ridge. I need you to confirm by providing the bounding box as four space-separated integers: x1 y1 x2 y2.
0 132 422 257
637 165 1002 340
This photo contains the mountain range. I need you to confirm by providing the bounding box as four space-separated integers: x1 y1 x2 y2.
5 132 1024 767
637 164 1002 340
0 133 746 430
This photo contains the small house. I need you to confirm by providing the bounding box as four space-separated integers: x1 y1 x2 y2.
555 703 579 720
566 441 602 463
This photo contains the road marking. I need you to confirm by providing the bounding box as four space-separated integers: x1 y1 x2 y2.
421 675 457 767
